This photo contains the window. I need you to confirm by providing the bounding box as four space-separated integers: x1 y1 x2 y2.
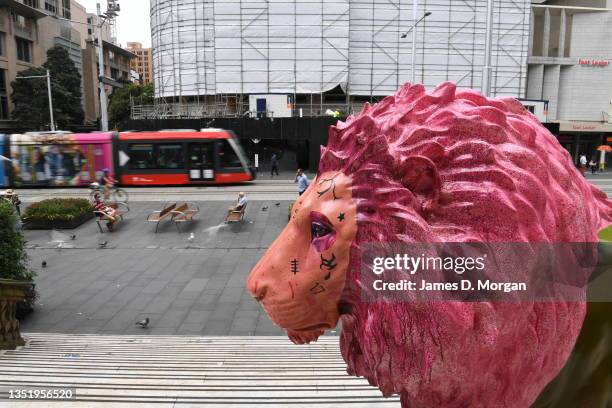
24 0 39 8
12 13 26 28
110 67 119 79
45 0 57 13
0 69 8 120
157 144 184 169
16 37 32 63
217 141 242 168
128 144 155 169
128 144 185 169
0 32 5 56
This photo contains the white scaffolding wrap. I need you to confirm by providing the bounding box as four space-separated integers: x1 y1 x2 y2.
151 0 530 99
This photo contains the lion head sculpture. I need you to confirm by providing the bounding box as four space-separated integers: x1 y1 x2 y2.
247 82 612 407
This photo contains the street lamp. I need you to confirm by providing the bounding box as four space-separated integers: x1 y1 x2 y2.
482 0 494 96
16 70 56 132
96 1 120 132
400 11 432 84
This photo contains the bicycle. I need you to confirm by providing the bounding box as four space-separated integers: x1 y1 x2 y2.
89 183 129 203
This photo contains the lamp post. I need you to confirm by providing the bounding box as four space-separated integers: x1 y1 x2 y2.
401 10 432 84
482 0 494 96
16 70 55 131
96 1 120 132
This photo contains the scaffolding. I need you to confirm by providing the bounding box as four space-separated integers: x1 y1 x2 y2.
145 0 530 119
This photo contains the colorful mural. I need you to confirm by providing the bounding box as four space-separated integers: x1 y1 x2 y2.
9 133 113 187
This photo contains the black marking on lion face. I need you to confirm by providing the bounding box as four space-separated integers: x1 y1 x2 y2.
291 258 299 274
317 174 341 200
310 282 325 294
320 253 337 280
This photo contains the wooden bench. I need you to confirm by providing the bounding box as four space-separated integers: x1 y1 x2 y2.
94 202 129 233
171 202 200 232
226 202 247 223
146 203 176 233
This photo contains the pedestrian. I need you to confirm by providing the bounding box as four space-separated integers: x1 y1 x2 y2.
579 154 588 176
295 168 309 196
270 153 280 177
589 158 597 175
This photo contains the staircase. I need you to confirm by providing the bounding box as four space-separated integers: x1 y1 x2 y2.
0 333 399 407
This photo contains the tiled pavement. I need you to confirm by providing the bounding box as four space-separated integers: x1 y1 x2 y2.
18 200 310 336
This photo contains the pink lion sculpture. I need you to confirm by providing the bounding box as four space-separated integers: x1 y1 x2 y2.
247 82 612 407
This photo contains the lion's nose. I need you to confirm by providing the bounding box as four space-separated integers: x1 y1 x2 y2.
247 266 267 302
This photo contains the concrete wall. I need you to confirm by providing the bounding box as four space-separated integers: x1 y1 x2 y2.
542 64 560 119
70 0 89 49
527 5 612 123
555 11 612 121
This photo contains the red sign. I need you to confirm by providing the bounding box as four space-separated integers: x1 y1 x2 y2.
578 59 609 67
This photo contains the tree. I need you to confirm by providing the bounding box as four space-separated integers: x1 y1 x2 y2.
44 46 84 127
10 67 49 129
10 46 84 129
108 82 154 130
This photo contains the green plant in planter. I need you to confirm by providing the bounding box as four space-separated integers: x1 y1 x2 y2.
0 201 34 281
0 201 35 349
22 198 92 223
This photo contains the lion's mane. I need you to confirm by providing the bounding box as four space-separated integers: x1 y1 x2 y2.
318 82 612 407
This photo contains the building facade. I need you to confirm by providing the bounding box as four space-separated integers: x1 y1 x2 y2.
127 41 152 84
527 0 612 164
149 0 531 118
82 40 135 124
0 0 84 130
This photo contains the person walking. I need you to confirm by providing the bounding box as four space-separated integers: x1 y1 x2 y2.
295 168 309 195
579 154 588 176
589 158 598 175
270 153 280 177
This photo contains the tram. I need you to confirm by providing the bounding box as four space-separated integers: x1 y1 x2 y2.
0 129 255 187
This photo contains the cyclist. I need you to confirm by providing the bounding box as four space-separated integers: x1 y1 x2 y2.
99 169 116 200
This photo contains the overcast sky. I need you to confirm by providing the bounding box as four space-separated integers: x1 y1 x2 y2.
77 0 151 48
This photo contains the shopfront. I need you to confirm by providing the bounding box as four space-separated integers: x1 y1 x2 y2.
556 121 612 168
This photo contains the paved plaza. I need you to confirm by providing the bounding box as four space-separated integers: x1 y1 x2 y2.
19 200 306 336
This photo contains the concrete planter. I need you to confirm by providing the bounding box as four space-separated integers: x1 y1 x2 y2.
0 279 33 350
23 212 93 230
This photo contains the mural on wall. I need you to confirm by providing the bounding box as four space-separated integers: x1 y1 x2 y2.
247 82 612 407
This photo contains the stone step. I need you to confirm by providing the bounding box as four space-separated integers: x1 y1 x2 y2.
0 333 399 407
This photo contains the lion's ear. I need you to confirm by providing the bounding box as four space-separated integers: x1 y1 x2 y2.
398 155 441 212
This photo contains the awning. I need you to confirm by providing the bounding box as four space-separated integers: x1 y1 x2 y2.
99 76 124 88
103 40 137 59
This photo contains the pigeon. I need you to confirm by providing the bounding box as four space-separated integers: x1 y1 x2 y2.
136 317 150 328
188 233 195 243
41 261 47 268
49 230 74 249
262 206 268 211
70 234 76 240
275 202 280 206
98 241 108 248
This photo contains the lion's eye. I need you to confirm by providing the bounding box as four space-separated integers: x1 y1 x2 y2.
311 221 331 239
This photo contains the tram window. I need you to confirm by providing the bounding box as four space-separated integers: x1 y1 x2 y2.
128 144 155 169
157 144 184 169
217 141 242 168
